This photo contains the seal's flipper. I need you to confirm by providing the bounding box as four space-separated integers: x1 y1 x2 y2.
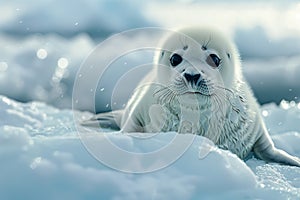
253 134 300 167
80 110 123 130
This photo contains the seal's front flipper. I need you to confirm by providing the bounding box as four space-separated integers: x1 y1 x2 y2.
80 110 123 130
253 134 300 167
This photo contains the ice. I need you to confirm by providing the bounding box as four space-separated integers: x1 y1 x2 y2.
1 0 300 199
0 95 300 199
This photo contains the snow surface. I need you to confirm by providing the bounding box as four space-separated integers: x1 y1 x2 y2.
1 95 300 199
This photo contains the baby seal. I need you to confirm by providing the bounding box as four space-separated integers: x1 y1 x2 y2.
82 27 300 167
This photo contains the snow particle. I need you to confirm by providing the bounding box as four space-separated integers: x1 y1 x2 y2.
262 110 269 117
36 48 48 60
290 101 296 107
105 104 109 108
74 22 79 26
52 76 60 83
55 68 64 78
280 100 290 110
100 88 105 91
0 62 8 72
259 183 265 188
57 57 69 69
30 157 42 169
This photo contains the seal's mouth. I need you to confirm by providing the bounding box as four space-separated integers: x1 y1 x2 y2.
184 83 212 96
181 77 211 96
185 91 202 94
183 91 210 96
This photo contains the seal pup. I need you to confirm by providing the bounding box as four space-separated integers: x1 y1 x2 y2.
82 27 300 167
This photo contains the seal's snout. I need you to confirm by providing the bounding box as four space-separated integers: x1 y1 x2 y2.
183 72 209 94
184 73 200 85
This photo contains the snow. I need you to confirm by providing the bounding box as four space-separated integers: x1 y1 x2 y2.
1 95 300 199
1 0 300 199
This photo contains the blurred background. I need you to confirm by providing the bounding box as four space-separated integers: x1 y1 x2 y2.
1 0 300 112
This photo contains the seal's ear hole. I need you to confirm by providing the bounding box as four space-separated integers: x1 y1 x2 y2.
161 51 165 58
227 53 231 59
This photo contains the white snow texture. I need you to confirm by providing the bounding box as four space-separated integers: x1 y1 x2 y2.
1 97 300 199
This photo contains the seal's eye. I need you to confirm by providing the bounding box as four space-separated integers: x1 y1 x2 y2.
206 54 221 68
170 53 183 67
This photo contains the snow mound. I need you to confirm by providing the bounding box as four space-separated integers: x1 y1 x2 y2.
1 95 300 199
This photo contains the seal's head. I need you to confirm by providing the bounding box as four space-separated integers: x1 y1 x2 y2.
155 27 241 100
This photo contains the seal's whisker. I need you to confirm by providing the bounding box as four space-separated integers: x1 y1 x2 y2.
215 85 235 97
154 84 180 105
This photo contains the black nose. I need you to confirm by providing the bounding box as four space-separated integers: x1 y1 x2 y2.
184 73 200 84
